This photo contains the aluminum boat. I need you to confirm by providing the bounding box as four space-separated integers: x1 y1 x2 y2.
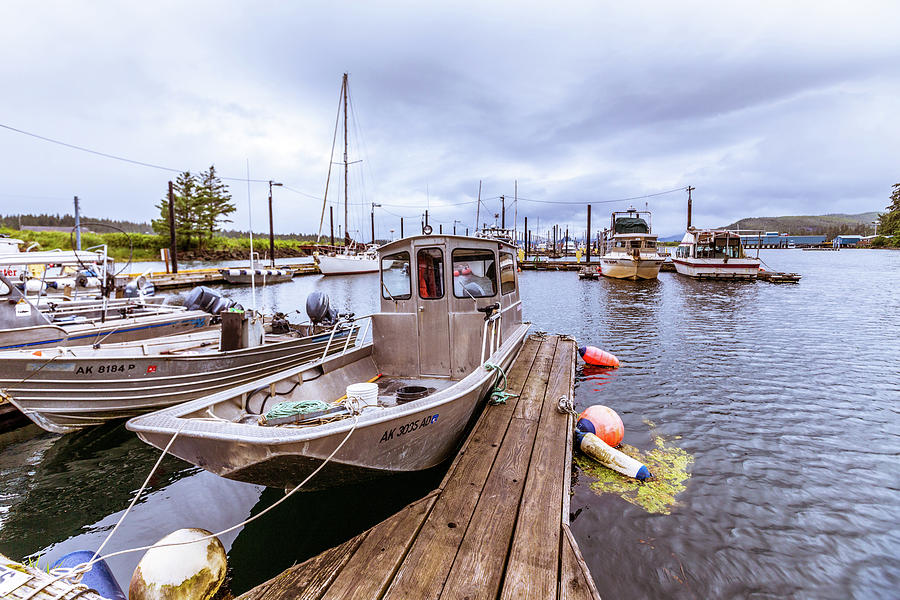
128 234 529 490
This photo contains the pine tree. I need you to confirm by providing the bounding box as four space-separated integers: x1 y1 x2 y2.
877 183 900 238
152 171 200 249
195 165 235 249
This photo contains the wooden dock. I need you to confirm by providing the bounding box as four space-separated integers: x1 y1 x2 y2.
238 334 599 600
118 263 320 291
523 259 675 272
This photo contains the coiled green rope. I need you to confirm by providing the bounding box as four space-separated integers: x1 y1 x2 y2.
264 400 331 421
483 362 518 405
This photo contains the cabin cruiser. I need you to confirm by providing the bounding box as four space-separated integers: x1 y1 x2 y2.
128 234 529 490
673 228 760 279
598 207 664 280
315 243 380 275
0 296 360 433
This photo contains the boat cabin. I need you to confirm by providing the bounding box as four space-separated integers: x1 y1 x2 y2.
676 229 747 260
375 234 522 380
602 208 659 255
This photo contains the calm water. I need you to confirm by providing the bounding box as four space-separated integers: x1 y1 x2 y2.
1 250 898 598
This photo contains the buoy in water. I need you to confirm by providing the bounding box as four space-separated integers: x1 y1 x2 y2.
129 528 227 600
575 429 652 481
576 404 624 447
578 345 619 368
52 551 126 600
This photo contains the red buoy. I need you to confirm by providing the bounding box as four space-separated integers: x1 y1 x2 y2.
578 345 620 368
576 405 624 447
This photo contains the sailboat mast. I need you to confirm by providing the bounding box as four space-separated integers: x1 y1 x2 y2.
343 73 350 248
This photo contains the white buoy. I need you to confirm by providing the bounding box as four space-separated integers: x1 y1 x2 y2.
129 528 227 600
575 430 652 481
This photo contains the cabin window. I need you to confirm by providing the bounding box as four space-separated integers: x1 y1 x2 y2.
499 251 516 295
646 240 657 248
381 251 411 299
629 240 642 249
615 241 626 248
452 248 497 298
416 248 445 299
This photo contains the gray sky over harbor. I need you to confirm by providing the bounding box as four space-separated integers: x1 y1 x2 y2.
1 1 898 240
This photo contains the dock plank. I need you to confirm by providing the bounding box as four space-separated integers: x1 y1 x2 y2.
500 339 574 600
560 526 602 600
382 337 554 600
321 493 438 600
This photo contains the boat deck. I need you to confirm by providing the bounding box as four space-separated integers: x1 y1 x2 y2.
237 333 600 600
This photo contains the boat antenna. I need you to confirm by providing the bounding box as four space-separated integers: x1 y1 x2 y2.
246 159 257 312
474 180 482 233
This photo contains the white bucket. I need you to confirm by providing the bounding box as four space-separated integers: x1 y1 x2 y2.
346 382 379 408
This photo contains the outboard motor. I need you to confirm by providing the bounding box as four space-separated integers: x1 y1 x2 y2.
184 286 241 315
306 291 338 326
270 312 292 334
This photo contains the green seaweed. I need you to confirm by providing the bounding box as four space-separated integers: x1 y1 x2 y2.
575 433 694 515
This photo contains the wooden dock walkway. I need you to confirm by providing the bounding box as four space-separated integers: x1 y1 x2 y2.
238 333 600 600
522 259 675 272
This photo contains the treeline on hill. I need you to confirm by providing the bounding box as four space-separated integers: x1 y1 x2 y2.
0 213 152 234
723 212 881 240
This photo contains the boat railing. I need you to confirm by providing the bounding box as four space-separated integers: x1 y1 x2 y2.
480 307 502 365
318 313 372 362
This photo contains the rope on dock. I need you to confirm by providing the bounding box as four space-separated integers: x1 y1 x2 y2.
483 362 518 405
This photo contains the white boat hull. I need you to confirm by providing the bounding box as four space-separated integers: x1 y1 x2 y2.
673 258 760 279
599 256 663 280
317 254 379 275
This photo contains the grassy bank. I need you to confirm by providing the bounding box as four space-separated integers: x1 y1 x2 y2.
0 228 327 262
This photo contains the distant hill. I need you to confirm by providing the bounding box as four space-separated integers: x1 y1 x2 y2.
722 212 880 236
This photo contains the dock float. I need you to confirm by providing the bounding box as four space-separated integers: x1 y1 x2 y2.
0 553 107 600
238 333 600 600
118 263 320 291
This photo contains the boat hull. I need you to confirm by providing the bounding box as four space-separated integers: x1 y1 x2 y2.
599 256 663 280
1 328 358 433
317 254 379 275
128 323 529 490
219 268 293 284
672 258 760 279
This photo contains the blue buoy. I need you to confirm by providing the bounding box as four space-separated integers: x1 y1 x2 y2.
52 551 126 600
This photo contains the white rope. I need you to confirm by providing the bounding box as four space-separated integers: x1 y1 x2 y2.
56 403 362 577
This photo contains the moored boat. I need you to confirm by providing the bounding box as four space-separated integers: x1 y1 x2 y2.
672 229 760 279
0 303 361 433
128 233 529 490
219 266 294 284
598 207 664 280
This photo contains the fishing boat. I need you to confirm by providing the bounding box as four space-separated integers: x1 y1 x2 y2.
314 73 381 276
128 233 529 490
0 273 217 351
0 299 361 433
598 207 664 280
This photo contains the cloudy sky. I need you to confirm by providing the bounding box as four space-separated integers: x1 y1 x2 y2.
1 1 897 240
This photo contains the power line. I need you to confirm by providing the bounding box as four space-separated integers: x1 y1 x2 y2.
0 122 271 183
513 187 687 205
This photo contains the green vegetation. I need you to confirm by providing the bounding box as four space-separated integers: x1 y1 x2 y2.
723 212 880 239
0 227 326 262
875 183 900 246
575 429 694 515
152 167 237 250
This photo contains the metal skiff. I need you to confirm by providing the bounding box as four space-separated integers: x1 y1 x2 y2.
0 323 361 433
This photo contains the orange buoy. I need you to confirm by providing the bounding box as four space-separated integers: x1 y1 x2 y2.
578 345 619 368
576 404 624 447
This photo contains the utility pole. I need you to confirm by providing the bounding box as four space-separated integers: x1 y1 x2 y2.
167 181 178 274
400 217 404 238
524 216 528 259
439 224 443 234
268 180 282 267
329 206 335 247
73 196 81 251
586 205 591 262
501 195 506 229
686 185 695 229
371 203 381 244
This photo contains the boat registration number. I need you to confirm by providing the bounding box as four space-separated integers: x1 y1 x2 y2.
379 414 438 443
76 363 136 375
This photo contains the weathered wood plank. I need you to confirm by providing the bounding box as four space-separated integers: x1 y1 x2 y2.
435 334 542 490
439 416 539 599
559 525 602 600
321 493 438 600
513 335 560 422
238 529 368 600
500 338 574 600
383 337 558 600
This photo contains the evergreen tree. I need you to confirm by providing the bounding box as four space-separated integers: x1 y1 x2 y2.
877 183 900 238
152 171 200 249
195 165 235 249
